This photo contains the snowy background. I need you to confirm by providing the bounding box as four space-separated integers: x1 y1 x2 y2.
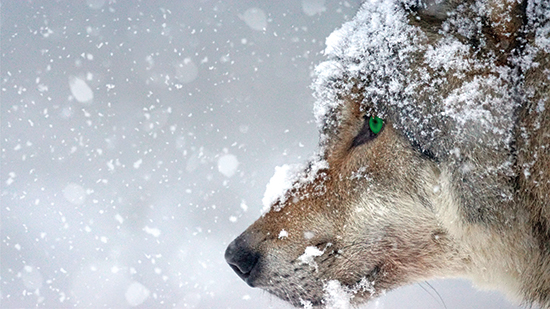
1 1 522 308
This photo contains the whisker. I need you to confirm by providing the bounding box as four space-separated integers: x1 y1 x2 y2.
418 281 447 309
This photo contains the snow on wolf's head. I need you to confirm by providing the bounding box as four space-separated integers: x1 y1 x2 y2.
226 0 550 307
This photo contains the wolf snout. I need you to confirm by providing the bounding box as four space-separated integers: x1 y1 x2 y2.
225 235 261 287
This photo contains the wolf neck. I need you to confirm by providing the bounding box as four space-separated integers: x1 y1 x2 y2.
446 54 550 306
434 165 543 305
452 217 533 303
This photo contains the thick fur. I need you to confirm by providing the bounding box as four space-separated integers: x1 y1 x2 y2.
226 0 550 307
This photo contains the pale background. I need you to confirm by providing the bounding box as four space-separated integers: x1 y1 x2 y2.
1 1 523 308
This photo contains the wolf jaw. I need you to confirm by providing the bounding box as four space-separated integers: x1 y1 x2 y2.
226 0 550 307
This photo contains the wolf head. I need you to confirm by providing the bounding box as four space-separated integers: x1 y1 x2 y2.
225 106 465 306
226 0 550 307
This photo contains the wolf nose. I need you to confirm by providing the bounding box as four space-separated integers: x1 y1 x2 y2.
225 235 260 286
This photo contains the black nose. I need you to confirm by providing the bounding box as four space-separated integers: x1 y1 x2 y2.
225 235 260 287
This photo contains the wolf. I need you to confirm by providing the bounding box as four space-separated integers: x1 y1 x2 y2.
225 0 550 307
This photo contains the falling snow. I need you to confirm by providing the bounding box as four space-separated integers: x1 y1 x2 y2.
62 183 87 205
175 58 199 84
125 281 151 307
240 8 268 31
0 0 530 308
69 77 94 103
217 153 239 178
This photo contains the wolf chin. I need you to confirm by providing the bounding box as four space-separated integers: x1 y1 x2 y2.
225 0 550 307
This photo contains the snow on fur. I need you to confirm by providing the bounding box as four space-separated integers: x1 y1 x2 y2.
322 278 377 309
312 0 525 160
298 246 326 271
262 156 328 213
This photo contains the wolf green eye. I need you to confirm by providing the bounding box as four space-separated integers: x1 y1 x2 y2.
369 116 383 134
351 115 384 148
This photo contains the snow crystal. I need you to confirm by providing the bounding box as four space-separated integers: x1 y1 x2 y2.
534 8 550 52
114 214 124 224
323 280 352 309
5 172 16 186
240 200 248 212
175 58 198 84
143 226 161 237
62 183 86 205
217 154 239 178
69 76 93 103
298 245 326 271
302 0 327 16
240 8 267 31
424 38 471 72
278 229 289 239
537 99 546 113
125 281 150 307
133 159 143 169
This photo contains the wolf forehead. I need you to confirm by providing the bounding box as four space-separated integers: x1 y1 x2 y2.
311 0 535 162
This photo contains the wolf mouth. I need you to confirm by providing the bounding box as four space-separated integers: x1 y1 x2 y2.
266 260 384 308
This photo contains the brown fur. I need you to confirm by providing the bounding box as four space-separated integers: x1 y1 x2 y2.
226 0 550 307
